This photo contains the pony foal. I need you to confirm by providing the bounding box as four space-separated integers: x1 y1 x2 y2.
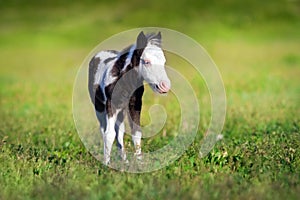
88 31 171 165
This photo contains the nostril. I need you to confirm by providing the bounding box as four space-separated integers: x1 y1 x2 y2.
160 81 170 92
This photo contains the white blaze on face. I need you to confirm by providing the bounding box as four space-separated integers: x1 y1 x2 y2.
140 44 171 93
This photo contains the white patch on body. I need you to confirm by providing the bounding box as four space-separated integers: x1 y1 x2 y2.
122 44 136 72
94 51 118 102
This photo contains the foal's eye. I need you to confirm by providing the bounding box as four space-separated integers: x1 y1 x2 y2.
142 59 151 66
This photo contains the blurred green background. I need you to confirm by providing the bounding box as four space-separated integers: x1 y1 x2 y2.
0 0 299 199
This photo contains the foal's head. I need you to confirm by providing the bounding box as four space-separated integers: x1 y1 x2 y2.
136 31 171 94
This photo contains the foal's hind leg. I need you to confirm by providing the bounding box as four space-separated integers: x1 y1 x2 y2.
115 110 127 162
96 111 107 136
96 111 110 165
103 113 118 165
97 110 117 165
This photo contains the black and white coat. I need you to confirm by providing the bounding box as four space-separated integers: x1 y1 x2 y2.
88 31 171 165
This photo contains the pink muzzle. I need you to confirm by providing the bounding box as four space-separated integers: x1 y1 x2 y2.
157 81 170 93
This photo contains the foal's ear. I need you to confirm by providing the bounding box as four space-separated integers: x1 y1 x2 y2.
155 31 161 40
136 31 147 50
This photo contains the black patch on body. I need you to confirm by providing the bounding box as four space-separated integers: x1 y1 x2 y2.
106 50 119 54
95 86 105 112
128 86 144 132
104 56 117 65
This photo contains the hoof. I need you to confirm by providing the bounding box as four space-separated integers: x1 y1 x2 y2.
134 153 143 161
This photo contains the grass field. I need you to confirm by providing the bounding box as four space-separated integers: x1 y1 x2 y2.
0 0 300 199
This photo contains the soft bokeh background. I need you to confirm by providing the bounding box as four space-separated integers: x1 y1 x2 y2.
0 0 299 199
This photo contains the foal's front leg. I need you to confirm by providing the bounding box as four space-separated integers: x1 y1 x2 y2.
128 109 143 160
128 87 144 160
115 110 127 162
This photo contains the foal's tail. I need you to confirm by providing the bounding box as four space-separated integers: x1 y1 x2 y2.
88 56 99 105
